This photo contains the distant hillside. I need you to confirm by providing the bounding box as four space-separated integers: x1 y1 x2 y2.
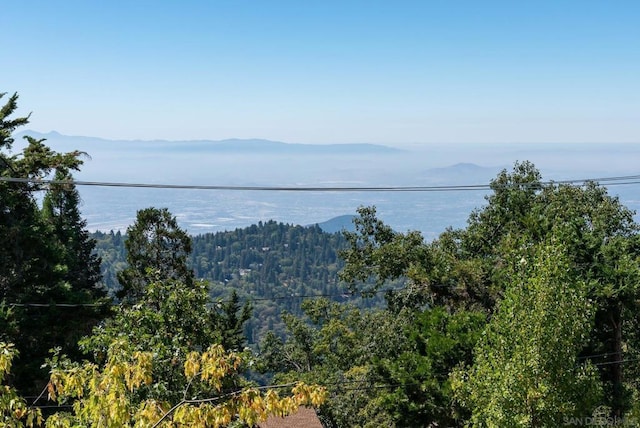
314 215 356 233
91 221 387 345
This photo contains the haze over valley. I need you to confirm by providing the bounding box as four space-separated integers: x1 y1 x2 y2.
18 130 640 240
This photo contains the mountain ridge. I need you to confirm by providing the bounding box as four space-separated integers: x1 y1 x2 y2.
15 130 404 155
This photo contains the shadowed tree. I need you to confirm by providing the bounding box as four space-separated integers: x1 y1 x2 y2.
0 91 106 394
116 207 194 303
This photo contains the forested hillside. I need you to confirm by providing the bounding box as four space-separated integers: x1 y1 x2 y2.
193 222 350 343
92 221 387 343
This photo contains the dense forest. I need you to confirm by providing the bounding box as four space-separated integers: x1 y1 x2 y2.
3 91 640 427
93 222 387 343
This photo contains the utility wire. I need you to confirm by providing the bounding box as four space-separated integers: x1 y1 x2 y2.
578 351 623 360
6 286 405 308
2 174 640 192
28 356 640 416
592 357 640 367
8 302 108 307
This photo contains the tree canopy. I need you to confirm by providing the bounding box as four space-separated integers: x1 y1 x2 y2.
259 162 640 425
0 92 107 394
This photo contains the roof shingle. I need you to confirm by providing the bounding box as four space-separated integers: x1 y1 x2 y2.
258 406 323 428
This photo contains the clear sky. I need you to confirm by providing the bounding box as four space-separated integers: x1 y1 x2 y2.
3 1 639 144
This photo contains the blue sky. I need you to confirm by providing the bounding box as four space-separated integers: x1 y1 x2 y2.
4 1 639 144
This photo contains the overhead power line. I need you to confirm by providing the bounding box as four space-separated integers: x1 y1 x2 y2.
6 286 406 308
8 302 107 308
1 174 640 192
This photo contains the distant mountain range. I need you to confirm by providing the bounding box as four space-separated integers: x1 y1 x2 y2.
15 131 403 155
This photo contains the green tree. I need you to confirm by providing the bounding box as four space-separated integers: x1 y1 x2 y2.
79 278 243 406
369 307 485 426
82 208 252 405
452 240 602 426
339 162 640 416
340 206 426 298
116 207 194 303
461 167 640 415
259 298 485 427
41 168 103 299
0 92 105 394
39 169 109 360
214 290 252 352
96 220 354 345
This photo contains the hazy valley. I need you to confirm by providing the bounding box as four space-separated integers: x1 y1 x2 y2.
16 131 640 240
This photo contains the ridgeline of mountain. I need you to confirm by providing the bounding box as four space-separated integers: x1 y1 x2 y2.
91 220 385 344
16 130 403 155
427 162 492 174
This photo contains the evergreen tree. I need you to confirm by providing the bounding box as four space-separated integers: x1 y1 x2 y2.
216 290 252 351
0 92 106 394
41 168 103 299
116 207 194 303
82 208 254 405
37 169 109 364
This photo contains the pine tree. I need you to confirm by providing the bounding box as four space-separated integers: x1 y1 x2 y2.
116 207 194 303
41 169 103 300
0 92 106 394
39 169 109 361
215 290 252 351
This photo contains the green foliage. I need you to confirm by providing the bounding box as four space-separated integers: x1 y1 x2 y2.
258 298 485 427
4 92 640 427
39 169 109 361
92 230 128 293
0 92 107 394
371 308 485 426
93 221 374 344
80 277 236 405
215 290 252 352
0 92 29 150
339 205 479 311
462 167 640 414
339 162 640 417
195 220 392 348
41 169 103 296
452 241 602 426
340 206 426 297
81 208 254 405
0 342 43 427
193 222 349 309
117 207 194 303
